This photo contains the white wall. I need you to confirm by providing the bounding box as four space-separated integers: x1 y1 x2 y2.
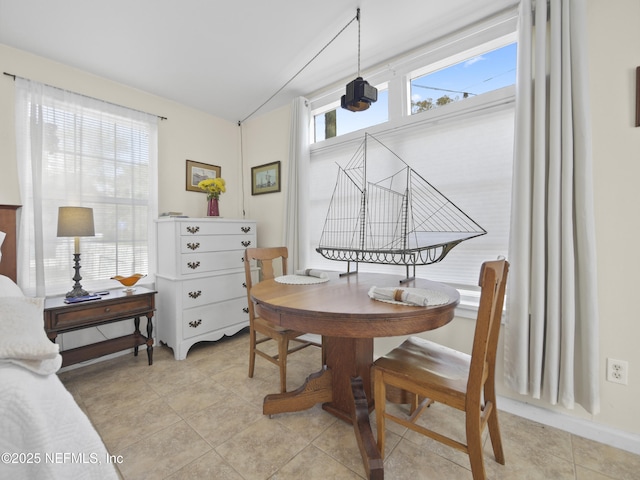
0 44 241 219
587 0 640 434
239 105 291 247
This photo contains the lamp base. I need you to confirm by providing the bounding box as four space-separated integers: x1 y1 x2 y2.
66 285 90 298
66 252 89 298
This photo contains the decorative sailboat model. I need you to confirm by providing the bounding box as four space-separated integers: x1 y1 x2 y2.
316 133 486 281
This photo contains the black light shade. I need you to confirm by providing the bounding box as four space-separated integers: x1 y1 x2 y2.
341 77 378 112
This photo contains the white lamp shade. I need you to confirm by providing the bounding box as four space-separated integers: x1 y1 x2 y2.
57 207 95 237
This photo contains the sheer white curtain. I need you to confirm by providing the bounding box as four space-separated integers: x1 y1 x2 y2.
505 0 599 413
283 97 310 272
15 78 158 297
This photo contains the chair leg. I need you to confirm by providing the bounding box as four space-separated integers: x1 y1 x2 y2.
487 408 505 465
278 338 289 393
466 410 487 480
248 328 257 379
484 389 505 465
373 368 387 458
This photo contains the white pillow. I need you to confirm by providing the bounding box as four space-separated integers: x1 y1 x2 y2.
0 275 23 297
0 297 59 361
0 230 5 261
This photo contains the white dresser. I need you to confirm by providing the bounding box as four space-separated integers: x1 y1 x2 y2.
155 217 256 360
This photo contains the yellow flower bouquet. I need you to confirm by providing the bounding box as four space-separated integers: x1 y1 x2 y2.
198 177 226 200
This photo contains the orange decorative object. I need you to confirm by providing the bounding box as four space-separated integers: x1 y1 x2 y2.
111 274 146 291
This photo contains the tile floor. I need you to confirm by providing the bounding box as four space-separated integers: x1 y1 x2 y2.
59 331 640 480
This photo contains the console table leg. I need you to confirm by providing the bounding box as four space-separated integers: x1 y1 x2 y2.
146 315 154 365
134 316 140 356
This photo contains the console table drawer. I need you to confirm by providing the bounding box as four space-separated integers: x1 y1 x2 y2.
46 294 155 331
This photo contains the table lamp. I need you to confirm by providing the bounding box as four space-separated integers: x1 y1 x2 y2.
57 206 95 298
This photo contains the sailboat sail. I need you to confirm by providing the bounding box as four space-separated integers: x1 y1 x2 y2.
316 133 486 267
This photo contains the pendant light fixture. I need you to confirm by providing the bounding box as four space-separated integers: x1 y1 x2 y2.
341 8 377 112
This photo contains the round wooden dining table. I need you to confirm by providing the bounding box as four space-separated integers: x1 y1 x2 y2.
251 272 460 423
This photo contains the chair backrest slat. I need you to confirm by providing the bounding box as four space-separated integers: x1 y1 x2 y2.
467 259 509 400
244 247 289 321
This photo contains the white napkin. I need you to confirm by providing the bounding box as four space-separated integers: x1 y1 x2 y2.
295 268 329 279
368 286 449 306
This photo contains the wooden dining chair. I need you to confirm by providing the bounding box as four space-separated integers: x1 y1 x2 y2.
372 259 509 480
244 247 322 393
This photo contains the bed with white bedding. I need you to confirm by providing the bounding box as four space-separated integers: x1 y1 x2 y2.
0 226 118 479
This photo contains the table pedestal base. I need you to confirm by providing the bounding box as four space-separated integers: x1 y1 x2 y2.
263 367 333 416
262 336 374 423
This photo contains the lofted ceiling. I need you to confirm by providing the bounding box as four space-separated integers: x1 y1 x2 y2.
0 0 516 123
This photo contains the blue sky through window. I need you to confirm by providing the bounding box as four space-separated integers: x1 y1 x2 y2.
411 43 516 113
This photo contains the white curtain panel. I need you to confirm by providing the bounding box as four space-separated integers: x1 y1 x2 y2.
505 0 599 413
283 97 311 272
15 80 47 295
14 78 158 297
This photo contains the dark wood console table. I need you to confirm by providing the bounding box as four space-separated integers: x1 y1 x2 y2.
44 287 156 367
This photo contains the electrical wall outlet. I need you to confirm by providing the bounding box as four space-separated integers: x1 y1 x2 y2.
606 358 628 385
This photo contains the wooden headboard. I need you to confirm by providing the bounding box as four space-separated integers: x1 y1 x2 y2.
0 205 19 282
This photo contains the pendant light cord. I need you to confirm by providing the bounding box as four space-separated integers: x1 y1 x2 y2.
357 8 361 77
239 9 359 124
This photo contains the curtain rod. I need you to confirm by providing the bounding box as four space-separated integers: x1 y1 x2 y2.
3 72 167 121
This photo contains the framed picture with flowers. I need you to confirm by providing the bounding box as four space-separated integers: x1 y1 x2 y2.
251 161 281 195
186 160 221 193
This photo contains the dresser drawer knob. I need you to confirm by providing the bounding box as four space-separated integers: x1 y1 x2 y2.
186 226 200 234
188 290 202 299
243 307 249 314
241 240 251 247
187 261 201 270
187 242 200 250
189 319 202 328
241 226 251 233
104 307 111 313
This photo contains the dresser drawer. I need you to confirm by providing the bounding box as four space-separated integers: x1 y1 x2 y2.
180 222 255 236
182 297 249 339
180 272 246 308
180 251 245 274
180 234 255 254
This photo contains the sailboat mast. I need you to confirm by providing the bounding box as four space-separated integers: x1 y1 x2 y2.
359 135 367 260
402 167 410 251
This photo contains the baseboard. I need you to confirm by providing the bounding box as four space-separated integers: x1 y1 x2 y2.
498 395 640 456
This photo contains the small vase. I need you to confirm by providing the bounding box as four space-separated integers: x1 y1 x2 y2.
207 197 220 217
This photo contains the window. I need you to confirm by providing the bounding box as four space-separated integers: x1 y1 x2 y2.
15 79 158 296
305 13 517 293
313 86 388 142
410 43 516 114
